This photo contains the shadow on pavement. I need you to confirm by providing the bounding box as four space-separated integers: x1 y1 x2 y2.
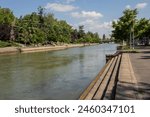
115 81 150 100
141 51 150 54
137 82 150 100
140 56 150 59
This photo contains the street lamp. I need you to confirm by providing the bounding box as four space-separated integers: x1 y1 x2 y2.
130 28 132 49
130 19 135 50
132 19 135 49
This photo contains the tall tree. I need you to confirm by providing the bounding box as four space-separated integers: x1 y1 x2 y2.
78 25 85 39
71 29 78 43
38 6 45 28
135 18 150 45
102 34 106 40
0 7 15 41
112 9 138 44
0 7 15 25
1 6 102 46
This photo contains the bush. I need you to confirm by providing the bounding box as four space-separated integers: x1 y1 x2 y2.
0 41 21 47
0 41 11 47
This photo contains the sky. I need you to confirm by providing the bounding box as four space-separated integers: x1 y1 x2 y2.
0 0 150 37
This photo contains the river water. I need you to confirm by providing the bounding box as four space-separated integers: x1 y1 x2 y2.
0 44 117 99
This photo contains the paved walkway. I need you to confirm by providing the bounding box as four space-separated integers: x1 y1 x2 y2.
116 50 150 100
129 49 150 99
115 53 138 99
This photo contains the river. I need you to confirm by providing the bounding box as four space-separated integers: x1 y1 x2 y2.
0 44 117 99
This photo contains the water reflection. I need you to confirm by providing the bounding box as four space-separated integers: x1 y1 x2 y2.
0 44 117 99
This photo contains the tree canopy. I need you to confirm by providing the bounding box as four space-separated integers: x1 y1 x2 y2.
0 7 15 25
135 18 150 39
112 9 138 44
0 6 101 46
112 9 150 45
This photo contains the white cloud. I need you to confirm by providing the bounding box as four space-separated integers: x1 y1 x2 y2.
135 3 147 9
66 0 76 4
112 19 118 23
79 20 112 29
75 19 112 36
125 5 131 9
45 3 78 12
71 11 103 19
102 22 112 29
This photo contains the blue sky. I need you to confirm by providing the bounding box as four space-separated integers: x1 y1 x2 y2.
0 0 149 37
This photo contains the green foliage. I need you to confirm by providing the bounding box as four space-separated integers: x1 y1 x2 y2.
73 26 101 43
112 9 138 44
15 8 75 45
135 18 150 38
0 40 11 47
0 40 21 47
0 6 101 46
0 7 15 25
112 9 150 45
85 32 100 43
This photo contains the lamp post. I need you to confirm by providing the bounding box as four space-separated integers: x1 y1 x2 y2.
132 19 135 49
130 28 132 49
130 19 135 50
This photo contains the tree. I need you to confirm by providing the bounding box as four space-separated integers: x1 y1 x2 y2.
1 6 101 46
0 7 15 25
78 25 85 39
102 34 106 40
135 18 150 45
57 20 72 43
0 7 16 41
84 32 100 43
112 9 138 44
136 18 149 38
71 29 78 43
145 20 150 38
38 6 45 28
93 32 101 43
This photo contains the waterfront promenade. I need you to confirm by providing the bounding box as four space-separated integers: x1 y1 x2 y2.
80 48 150 100
129 49 150 99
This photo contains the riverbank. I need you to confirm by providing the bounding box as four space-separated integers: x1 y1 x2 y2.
0 43 99 55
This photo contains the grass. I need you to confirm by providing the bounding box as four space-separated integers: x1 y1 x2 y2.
118 45 139 53
124 48 139 53
122 49 139 53
0 40 21 48
0 41 11 47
